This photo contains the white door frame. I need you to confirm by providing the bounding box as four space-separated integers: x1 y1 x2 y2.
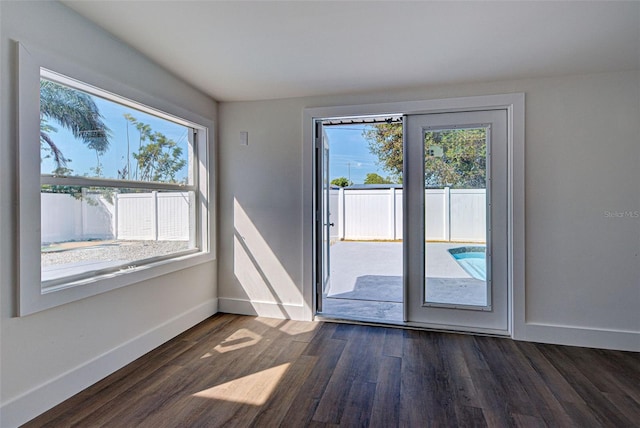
302 94 525 337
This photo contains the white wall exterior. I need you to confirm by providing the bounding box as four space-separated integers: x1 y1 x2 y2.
41 193 114 243
218 70 640 351
0 2 217 426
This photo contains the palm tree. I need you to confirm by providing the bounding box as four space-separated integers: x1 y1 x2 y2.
40 79 111 170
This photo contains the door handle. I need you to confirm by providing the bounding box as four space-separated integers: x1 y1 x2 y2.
325 223 335 227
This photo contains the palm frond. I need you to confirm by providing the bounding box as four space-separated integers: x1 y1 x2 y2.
40 80 111 154
40 131 69 167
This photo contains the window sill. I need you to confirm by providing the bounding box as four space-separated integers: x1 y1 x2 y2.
20 251 215 316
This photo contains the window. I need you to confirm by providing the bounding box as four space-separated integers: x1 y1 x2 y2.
18 43 213 315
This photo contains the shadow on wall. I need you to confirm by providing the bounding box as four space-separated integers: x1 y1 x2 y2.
233 198 303 317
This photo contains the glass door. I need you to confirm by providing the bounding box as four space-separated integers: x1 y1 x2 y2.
322 128 331 306
314 117 404 323
315 123 331 312
404 110 509 334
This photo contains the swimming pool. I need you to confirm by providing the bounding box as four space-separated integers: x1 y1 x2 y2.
448 246 487 281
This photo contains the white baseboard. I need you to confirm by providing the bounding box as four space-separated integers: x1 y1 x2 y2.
0 298 218 428
220 299 639 351
514 322 640 352
218 297 308 321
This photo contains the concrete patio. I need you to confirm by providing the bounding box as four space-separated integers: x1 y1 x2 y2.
320 241 487 323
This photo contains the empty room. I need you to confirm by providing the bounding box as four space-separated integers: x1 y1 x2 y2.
1 1 638 427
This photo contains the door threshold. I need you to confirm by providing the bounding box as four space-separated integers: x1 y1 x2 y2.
315 313 511 338
315 313 404 328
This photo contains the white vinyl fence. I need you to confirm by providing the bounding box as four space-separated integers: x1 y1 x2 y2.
41 191 190 243
43 187 483 244
116 192 191 240
329 187 486 242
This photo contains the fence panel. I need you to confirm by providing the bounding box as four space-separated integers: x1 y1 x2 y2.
394 190 403 240
156 192 190 240
343 189 392 240
330 187 486 242
329 188 340 241
425 189 447 241
44 187 486 244
41 191 191 243
116 193 155 240
450 189 486 242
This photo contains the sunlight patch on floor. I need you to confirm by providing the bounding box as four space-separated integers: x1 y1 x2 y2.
278 320 319 336
255 317 287 328
254 317 319 336
193 363 291 406
212 328 262 354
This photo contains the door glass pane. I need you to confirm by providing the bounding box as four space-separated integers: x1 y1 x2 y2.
424 127 488 307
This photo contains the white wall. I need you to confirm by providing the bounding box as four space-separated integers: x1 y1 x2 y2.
0 2 217 426
41 193 114 243
218 69 640 351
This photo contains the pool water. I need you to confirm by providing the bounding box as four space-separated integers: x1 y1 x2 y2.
448 247 487 281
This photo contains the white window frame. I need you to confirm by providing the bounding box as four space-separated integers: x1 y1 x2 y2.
17 42 214 316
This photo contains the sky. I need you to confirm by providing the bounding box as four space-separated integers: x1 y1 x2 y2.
41 93 190 183
41 89 387 186
324 124 390 185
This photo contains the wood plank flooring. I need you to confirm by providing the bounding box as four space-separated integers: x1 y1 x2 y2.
24 314 640 427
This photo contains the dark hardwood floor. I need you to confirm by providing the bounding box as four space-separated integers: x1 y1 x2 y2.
24 314 640 427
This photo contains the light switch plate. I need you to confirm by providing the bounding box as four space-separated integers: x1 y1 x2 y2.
240 131 249 146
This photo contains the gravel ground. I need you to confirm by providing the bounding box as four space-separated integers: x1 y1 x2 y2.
41 240 191 266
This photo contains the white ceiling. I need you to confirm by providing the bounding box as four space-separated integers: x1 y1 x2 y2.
61 1 640 102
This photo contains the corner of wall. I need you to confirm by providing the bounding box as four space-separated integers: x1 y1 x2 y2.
0 299 218 428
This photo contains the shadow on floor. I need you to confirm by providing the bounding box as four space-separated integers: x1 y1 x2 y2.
329 275 402 303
